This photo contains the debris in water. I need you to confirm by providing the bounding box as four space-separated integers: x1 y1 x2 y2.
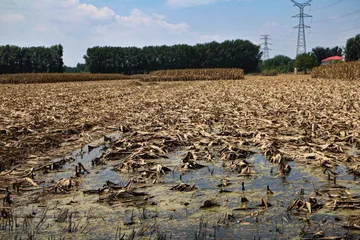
170 183 197 192
258 198 272 208
266 185 274 195
200 199 220 209
287 197 322 213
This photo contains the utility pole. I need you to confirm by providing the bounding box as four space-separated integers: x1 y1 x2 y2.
260 34 271 61
291 0 312 56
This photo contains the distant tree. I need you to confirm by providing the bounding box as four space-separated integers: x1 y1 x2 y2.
312 46 343 65
345 34 360 61
64 63 89 73
294 53 317 74
77 63 89 72
331 46 343 56
261 55 294 73
84 39 262 74
64 66 75 73
0 44 64 74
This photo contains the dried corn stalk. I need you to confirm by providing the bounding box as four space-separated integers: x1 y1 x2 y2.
312 61 360 80
142 68 244 81
0 73 131 84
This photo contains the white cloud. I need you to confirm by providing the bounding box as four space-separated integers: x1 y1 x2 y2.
60 0 79 7
199 34 229 42
165 0 254 8
0 13 25 22
0 0 191 66
152 13 166 20
35 23 47 32
77 4 116 20
263 21 278 28
258 20 281 36
115 8 188 32
166 0 225 8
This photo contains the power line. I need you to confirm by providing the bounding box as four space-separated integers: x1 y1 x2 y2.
260 34 271 60
310 25 360 34
312 8 360 23
291 0 312 56
311 0 344 12
283 29 296 41
272 29 297 42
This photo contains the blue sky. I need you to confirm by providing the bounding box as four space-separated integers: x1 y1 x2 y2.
1 0 359 66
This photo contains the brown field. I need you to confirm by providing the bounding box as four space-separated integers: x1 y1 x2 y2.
1 75 360 239
1 74 359 174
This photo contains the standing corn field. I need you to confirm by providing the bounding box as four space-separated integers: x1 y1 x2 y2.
142 68 244 81
312 61 360 80
0 73 132 84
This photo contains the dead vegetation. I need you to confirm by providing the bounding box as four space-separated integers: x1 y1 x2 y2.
312 61 360 80
0 75 360 238
0 75 359 182
142 68 244 81
0 68 244 85
0 73 131 84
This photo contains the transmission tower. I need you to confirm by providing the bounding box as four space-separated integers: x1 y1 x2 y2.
291 0 312 56
260 34 271 61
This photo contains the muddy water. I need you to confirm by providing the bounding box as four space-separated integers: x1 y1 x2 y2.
1 135 360 239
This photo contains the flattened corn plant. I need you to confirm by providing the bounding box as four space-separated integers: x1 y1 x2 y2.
0 75 360 179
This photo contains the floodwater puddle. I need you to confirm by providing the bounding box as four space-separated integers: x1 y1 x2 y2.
1 132 360 239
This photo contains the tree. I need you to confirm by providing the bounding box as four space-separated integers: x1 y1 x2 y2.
261 55 294 73
0 44 64 74
331 46 343 56
345 34 360 61
312 46 343 65
84 39 262 74
64 63 89 73
294 53 317 74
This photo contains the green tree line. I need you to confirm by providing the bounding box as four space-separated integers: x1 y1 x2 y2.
345 34 360 61
1 33 359 75
0 44 64 74
311 46 343 65
83 40 262 74
260 55 294 73
64 63 89 73
260 33 360 74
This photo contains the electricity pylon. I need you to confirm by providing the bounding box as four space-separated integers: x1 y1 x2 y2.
260 34 271 61
291 0 312 56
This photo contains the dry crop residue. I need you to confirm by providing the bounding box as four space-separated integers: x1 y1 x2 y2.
1 75 360 239
1 75 359 175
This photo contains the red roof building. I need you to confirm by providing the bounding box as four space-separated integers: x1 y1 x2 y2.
321 56 344 65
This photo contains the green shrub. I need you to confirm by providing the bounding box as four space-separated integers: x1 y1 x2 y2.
261 69 279 76
260 55 294 73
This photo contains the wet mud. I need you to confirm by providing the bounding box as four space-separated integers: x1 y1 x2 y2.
1 130 360 240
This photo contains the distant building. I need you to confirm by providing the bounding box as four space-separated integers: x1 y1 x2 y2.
321 56 344 65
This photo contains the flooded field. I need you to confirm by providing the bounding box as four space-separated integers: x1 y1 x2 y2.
1 132 360 239
1 75 360 239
